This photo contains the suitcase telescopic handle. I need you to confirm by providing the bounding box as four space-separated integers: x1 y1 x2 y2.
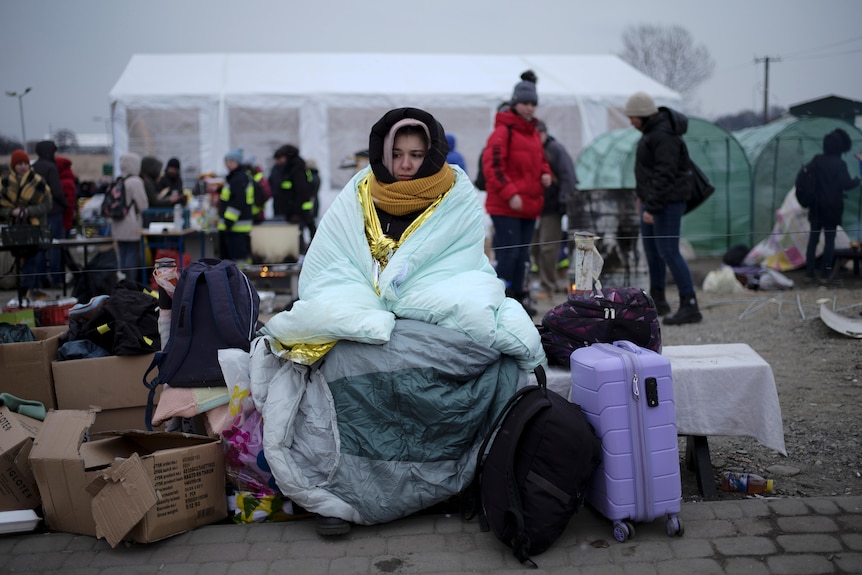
613 339 642 354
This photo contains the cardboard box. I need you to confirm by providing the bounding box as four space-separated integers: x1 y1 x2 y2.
0 406 43 511
0 325 67 410
29 410 226 547
52 354 161 433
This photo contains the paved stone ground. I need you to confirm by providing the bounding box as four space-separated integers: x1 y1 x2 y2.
1 496 861 574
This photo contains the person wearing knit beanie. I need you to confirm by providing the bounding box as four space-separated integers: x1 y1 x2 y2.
626 90 703 325
511 70 539 106
481 70 552 315
624 91 659 118
10 149 30 168
218 146 253 262
1 147 51 291
224 148 244 165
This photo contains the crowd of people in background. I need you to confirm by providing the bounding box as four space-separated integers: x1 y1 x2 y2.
4 69 860 326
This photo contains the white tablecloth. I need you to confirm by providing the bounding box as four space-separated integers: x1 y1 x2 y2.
535 343 786 456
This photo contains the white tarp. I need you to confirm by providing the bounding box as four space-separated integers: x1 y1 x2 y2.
108 52 680 210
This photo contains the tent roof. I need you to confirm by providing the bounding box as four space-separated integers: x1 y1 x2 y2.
108 52 681 101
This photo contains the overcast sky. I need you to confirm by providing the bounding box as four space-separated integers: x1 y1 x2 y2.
2 0 860 142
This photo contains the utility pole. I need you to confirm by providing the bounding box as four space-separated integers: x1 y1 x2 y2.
754 56 781 125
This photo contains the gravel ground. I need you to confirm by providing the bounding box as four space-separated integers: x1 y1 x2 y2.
536 256 862 502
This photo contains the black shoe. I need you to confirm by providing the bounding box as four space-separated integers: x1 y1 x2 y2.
316 516 351 536
515 292 537 317
664 296 703 325
653 299 671 316
649 289 671 316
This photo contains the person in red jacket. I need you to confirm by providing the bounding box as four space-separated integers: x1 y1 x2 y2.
55 155 78 234
482 70 552 313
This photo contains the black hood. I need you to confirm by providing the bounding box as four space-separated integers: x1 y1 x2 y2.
658 107 689 137
35 140 57 160
369 107 449 184
823 128 852 156
140 156 163 179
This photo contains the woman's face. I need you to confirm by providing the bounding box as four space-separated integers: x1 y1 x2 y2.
13 161 29 177
513 101 537 121
391 133 427 181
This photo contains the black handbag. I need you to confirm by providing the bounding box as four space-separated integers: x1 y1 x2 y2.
1 223 52 259
679 139 715 215
1 224 51 246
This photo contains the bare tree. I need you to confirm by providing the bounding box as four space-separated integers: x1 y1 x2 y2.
53 129 78 152
715 105 786 131
0 132 23 154
620 24 715 96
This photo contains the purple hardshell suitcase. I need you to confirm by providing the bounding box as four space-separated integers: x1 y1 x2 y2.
569 340 683 542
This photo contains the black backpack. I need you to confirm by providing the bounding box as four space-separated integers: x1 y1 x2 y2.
474 125 512 191
795 160 819 209
474 367 603 566
143 258 260 430
473 147 488 191
100 177 132 220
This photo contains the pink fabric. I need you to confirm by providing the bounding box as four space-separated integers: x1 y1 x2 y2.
382 118 431 175
151 385 230 429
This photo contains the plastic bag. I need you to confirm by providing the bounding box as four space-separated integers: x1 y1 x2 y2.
218 348 281 495
703 265 745 294
227 488 303 524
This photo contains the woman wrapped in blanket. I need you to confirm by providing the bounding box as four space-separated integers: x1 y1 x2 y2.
260 107 544 370
255 107 546 535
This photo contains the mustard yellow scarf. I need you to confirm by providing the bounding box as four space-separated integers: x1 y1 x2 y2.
285 165 456 366
360 164 455 270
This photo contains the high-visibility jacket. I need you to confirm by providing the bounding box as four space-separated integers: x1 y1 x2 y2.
268 158 312 220
218 167 254 232
249 170 268 219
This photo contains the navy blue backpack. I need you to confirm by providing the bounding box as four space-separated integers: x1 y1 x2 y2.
143 258 260 430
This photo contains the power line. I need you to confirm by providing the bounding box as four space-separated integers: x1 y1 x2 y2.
781 34 862 59
711 35 862 77
785 47 862 62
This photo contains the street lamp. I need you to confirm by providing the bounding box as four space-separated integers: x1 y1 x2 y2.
93 115 112 149
5 87 32 151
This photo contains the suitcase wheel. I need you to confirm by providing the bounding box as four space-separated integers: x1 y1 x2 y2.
612 520 636 543
665 514 684 537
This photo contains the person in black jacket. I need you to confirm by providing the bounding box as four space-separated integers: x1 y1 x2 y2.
804 128 861 284
32 140 67 287
625 91 701 325
142 156 184 209
157 157 184 199
531 120 577 298
218 148 254 262
268 144 315 252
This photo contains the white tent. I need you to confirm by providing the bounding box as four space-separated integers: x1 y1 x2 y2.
108 52 681 207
